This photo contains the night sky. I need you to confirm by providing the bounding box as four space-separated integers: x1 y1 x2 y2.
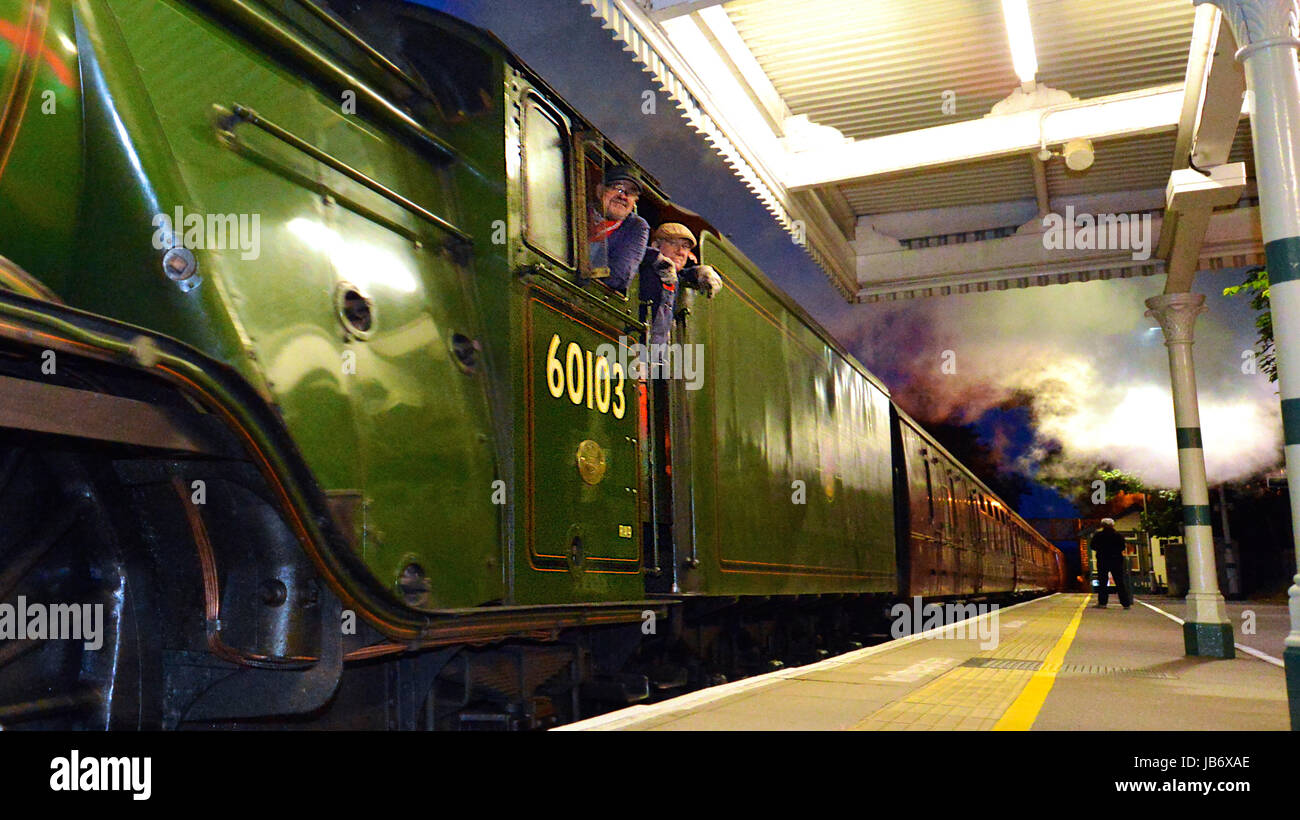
413 0 1282 519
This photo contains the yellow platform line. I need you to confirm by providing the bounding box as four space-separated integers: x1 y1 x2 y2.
992 594 1090 731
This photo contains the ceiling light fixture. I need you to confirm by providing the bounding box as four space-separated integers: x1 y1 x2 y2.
1001 0 1039 92
1062 137 1095 171
1037 137 1095 171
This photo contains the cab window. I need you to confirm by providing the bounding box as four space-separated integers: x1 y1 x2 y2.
522 98 572 266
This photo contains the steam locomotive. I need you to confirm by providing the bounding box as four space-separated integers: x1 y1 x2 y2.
0 0 1063 729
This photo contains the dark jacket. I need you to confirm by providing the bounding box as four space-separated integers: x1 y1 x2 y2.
589 211 649 294
638 247 678 348
1090 527 1126 559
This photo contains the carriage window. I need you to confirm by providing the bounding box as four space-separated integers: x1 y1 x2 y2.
923 460 935 522
946 478 957 530
522 100 572 265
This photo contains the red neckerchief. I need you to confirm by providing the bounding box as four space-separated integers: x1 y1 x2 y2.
590 220 620 242
589 208 623 243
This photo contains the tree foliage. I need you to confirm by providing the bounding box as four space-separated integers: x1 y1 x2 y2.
1222 266 1277 382
1139 488 1182 538
1095 468 1144 495
1038 464 1182 537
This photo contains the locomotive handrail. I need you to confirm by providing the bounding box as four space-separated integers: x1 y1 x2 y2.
190 0 458 162
217 103 473 249
288 0 433 104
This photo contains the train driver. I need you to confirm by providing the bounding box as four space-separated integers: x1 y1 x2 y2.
587 165 650 294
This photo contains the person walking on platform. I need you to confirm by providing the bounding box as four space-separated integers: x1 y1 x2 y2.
1090 518 1132 609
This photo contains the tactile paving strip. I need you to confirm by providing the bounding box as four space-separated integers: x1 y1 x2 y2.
962 657 1043 671
850 594 1088 731
1056 664 1177 679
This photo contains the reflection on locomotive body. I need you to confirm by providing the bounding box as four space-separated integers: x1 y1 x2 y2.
0 0 1062 729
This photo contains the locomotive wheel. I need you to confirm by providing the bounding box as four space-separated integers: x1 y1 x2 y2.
0 445 161 729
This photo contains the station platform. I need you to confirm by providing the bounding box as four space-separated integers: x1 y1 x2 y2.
557 593 1290 731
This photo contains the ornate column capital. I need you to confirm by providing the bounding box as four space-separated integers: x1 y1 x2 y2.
1197 0 1299 58
1145 292 1208 345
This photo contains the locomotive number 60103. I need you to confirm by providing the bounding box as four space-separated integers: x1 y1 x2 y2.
544 333 626 418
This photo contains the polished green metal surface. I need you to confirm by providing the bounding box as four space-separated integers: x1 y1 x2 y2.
0 0 82 287
0 0 512 609
0 0 906 620
684 234 898 595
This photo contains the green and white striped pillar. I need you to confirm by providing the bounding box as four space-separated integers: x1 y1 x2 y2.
1145 292 1234 658
1200 0 1300 727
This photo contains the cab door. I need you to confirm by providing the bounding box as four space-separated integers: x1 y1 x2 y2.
508 82 646 603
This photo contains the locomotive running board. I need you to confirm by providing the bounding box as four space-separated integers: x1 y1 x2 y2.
0 373 239 456
343 600 672 661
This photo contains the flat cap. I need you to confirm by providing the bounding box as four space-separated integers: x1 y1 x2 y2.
652 222 695 247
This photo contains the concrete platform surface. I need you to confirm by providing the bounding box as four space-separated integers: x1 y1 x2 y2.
557 593 1290 731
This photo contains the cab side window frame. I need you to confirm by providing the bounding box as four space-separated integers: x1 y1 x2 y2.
520 93 574 269
574 140 644 290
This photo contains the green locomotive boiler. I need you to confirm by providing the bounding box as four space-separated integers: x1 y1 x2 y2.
0 0 1062 729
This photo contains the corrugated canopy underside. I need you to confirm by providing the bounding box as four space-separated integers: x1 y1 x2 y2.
727 0 1197 141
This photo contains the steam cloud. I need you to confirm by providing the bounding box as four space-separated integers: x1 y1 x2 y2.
830 276 1283 490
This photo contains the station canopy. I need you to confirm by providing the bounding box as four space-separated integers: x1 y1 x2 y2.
583 0 1260 301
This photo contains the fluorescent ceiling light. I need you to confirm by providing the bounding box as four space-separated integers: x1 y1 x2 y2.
1001 0 1038 85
